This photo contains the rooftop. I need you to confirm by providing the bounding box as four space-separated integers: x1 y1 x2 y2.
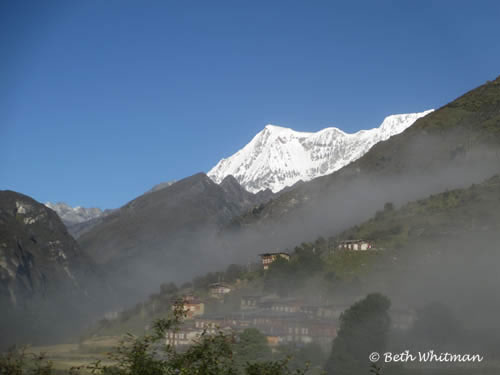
259 252 290 257
208 282 232 288
337 239 371 243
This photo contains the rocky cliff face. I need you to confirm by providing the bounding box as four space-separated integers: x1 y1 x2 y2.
0 191 100 305
219 175 274 208
0 191 106 347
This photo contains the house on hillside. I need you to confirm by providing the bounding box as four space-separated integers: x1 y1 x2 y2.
195 313 252 331
208 282 232 298
337 239 373 251
174 296 205 319
266 335 281 347
261 298 303 314
241 295 261 310
316 304 352 319
300 304 320 317
182 294 197 302
165 327 202 347
190 308 338 350
251 313 337 348
165 321 234 347
259 252 290 270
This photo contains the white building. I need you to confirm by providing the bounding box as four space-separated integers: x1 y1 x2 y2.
208 282 232 298
337 239 373 251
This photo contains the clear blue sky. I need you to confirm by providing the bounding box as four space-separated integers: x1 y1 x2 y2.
1 0 499 209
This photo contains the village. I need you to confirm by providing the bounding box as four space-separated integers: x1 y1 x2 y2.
165 241 415 351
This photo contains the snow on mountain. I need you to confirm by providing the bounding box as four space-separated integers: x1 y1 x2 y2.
45 181 176 227
208 110 434 193
45 202 105 226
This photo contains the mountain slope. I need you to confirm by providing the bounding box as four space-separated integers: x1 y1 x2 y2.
46 181 176 238
335 174 500 250
225 76 500 252
145 180 176 194
208 110 433 193
77 173 271 302
0 192 99 305
76 76 500 317
331 174 500 330
0 191 107 347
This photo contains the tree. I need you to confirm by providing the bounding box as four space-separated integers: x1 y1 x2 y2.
263 257 294 296
410 301 463 351
277 342 326 372
225 264 245 282
383 202 394 212
325 293 391 375
234 328 272 366
160 282 177 295
1 304 309 375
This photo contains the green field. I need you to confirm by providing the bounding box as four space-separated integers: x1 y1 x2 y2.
29 336 120 373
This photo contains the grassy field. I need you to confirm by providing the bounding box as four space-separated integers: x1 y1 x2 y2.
29 336 121 372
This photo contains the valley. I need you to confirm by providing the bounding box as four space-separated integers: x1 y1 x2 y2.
2 76 500 374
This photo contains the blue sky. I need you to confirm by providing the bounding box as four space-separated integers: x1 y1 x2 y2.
1 0 500 209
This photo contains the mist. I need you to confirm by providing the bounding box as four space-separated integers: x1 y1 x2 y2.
80 134 500 309
4 126 500 370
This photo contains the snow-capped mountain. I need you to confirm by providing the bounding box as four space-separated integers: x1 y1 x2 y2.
45 202 105 226
208 110 433 193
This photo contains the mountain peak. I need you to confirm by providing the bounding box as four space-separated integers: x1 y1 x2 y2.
45 201 104 226
208 110 433 193
263 124 295 133
264 123 283 130
261 124 312 137
377 109 434 133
